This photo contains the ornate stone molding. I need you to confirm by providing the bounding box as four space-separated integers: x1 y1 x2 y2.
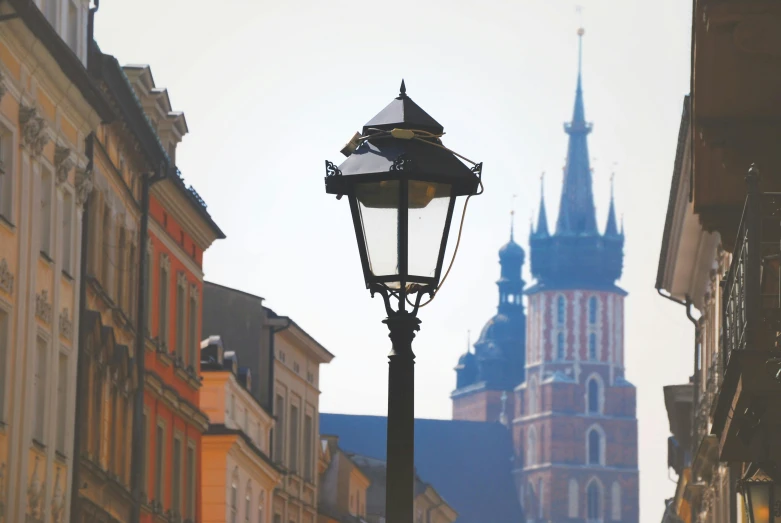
59 308 72 341
50 469 65 523
35 290 52 325
18 105 48 158
74 167 93 207
26 457 42 520
189 283 199 300
0 259 13 296
54 146 73 186
177 271 187 288
0 68 6 102
161 253 171 272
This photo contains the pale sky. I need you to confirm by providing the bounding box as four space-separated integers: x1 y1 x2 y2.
96 1 693 521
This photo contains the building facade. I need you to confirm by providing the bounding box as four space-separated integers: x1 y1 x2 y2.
0 1 115 522
317 436 370 523
656 97 737 523
200 336 281 523
201 283 334 523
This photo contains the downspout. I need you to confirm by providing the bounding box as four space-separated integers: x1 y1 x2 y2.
130 165 168 523
69 132 95 520
685 296 700 453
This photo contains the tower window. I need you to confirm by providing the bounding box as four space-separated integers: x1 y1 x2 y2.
587 377 601 414
568 479 579 518
587 427 603 465
557 296 566 325
589 296 598 324
587 480 602 521
588 333 597 360
557 332 565 360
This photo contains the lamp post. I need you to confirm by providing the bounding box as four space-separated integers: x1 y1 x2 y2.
324 81 482 523
741 467 781 523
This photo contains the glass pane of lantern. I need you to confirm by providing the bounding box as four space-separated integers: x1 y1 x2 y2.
747 483 772 523
774 485 781 523
407 181 453 280
355 181 400 281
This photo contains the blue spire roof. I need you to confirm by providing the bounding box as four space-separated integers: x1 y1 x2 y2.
534 173 549 237
556 28 598 236
527 28 625 293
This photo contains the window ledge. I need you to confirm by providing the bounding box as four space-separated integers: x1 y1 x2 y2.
55 450 68 462
0 213 14 232
40 251 54 264
32 438 46 450
61 270 74 282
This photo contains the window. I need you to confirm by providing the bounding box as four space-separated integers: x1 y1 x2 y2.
274 394 285 464
101 202 111 289
158 255 169 348
528 377 538 415
0 309 8 422
128 242 136 320
587 480 601 521
91 360 102 458
66 0 78 52
587 377 601 414
186 443 196 519
62 191 73 275
117 228 126 309
587 428 603 465
56 353 68 454
556 295 565 324
188 291 198 370
145 244 153 336
589 296 598 324
568 479 579 518
44 0 57 27
141 410 148 495
556 332 565 360
538 478 544 520
289 404 299 472
304 414 313 482
230 395 236 423
245 482 252 522
526 427 537 466
230 475 238 523
109 384 118 472
40 168 53 257
176 273 186 361
172 436 182 516
0 129 12 220
611 481 621 521
33 336 47 442
588 333 597 360
258 491 265 523
155 422 165 505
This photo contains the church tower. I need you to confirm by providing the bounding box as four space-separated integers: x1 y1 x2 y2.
451 219 527 423
512 29 639 523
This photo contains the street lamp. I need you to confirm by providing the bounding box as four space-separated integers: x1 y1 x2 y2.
741 471 781 523
324 80 482 523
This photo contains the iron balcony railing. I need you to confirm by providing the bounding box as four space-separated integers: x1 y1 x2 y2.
723 166 781 365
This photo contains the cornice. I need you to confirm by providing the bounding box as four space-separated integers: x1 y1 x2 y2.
148 219 203 280
152 178 221 250
145 370 209 432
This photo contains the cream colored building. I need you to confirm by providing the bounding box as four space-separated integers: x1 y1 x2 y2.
200 335 282 523
0 1 114 522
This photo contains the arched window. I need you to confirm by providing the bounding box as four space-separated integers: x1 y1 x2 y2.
611 481 621 521
589 296 598 324
587 378 601 414
230 475 238 523
538 478 544 520
528 377 538 415
568 479 579 518
587 427 603 465
526 427 537 466
557 332 565 360
587 480 602 521
557 296 566 325
245 481 252 522
588 333 597 360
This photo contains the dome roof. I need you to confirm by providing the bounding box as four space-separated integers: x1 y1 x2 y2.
457 350 477 367
499 239 524 261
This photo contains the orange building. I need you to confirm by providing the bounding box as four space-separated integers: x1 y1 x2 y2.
199 336 282 523
117 64 225 523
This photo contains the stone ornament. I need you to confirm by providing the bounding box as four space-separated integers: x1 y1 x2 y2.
35 290 52 325
161 253 171 271
59 308 72 341
177 271 187 288
0 68 6 102
75 167 93 207
54 146 73 186
50 470 65 523
0 259 13 296
18 105 48 158
26 457 42 521
190 283 199 300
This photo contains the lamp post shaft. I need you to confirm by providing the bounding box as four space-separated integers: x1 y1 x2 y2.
384 311 421 523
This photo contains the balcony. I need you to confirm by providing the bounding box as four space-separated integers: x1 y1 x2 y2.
712 169 781 461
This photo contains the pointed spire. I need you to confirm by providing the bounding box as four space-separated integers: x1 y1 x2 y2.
535 172 549 237
399 79 407 99
467 329 472 354
555 27 598 236
605 171 619 236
